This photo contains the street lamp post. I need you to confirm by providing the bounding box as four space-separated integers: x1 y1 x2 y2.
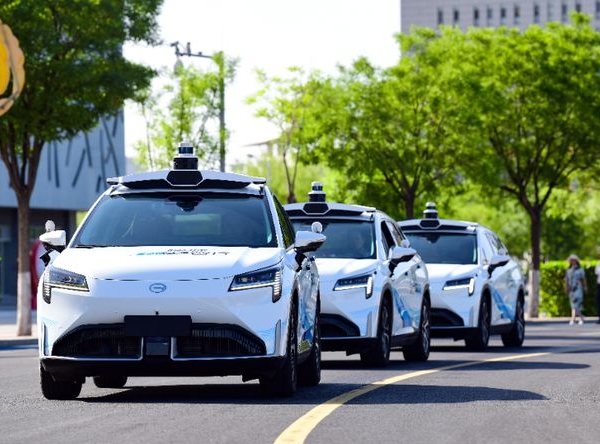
171 41 226 172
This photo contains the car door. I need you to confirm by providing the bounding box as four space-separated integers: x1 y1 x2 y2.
485 231 515 327
381 219 419 335
274 196 317 354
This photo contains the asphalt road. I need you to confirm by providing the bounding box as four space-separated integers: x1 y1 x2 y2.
1 320 599 444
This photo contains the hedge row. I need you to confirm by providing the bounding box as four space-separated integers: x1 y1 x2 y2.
539 261 598 317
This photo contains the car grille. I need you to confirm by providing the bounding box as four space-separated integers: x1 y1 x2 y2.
53 326 141 358
176 325 266 358
52 324 267 359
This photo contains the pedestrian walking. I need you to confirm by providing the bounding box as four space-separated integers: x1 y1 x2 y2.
594 259 600 324
565 254 587 325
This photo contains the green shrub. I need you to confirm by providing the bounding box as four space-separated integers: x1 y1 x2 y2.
539 260 597 317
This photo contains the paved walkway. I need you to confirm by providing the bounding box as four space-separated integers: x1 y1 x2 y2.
0 294 38 347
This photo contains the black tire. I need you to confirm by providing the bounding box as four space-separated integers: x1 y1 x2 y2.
360 299 392 367
298 306 321 387
260 301 298 397
403 299 431 362
40 364 82 400
501 298 525 347
465 297 490 351
93 375 128 389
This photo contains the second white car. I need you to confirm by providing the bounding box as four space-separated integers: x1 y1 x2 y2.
285 183 431 365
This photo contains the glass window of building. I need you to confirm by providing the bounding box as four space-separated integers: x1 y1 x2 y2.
596 1 600 19
500 6 507 25
453 8 460 25
514 4 521 25
437 8 444 25
561 2 568 22
473 7 480 26
575 2 582 13
487 6 494 25
548 1 554 21
534 3 540 23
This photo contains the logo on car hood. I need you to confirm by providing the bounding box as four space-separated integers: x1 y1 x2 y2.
149 283 167 293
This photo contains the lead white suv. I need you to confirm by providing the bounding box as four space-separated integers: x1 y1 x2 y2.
37 143 325 399
285 183 431 366
398 203 526 350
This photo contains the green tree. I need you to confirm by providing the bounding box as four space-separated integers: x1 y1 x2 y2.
134 52 237 171
235 144 335 205
0 0 163 335
447 16 600 316
304 28 466 219
247 67 325 203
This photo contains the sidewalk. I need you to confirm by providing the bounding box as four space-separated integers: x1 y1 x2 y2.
0 294 37 347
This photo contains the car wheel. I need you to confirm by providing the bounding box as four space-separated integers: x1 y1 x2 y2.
360 299 392 367
501 298 525 347
298 305 321 387
40 363 82 400
403 299 431 362
93 375 128 389
465 297 490 351
260 300 298 397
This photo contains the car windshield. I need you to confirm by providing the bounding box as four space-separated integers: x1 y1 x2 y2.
73 193 276 248
405 232 477 265
293 220 375 259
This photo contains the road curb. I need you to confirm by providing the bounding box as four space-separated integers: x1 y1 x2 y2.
0 338 37 347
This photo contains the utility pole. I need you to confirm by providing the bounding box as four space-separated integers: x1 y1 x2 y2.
171 41 226 172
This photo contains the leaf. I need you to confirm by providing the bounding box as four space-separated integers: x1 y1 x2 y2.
0 18 25 116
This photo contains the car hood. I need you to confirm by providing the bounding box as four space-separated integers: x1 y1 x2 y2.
425 264 481 283
51 246 282 280
315 258 378 283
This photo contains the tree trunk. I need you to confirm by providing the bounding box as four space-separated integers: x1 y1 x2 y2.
16 193 32 336
527 206 542 318
405 194 415 220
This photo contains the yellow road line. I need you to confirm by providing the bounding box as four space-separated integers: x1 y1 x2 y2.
274 351 551 444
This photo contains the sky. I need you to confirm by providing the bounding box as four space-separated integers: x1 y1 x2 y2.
123 0 402 167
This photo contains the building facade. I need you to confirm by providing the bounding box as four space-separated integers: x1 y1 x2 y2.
0 113 125 300
401 0 600 32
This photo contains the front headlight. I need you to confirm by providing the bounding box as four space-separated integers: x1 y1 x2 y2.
229 267 282 302
334 274 374 298
443 277 475 296
42 266 89 304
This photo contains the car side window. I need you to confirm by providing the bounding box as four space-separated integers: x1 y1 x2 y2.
273 196 295 248
386 221 405 245
493 234 508 255
481 233 495 264
380 222 395 258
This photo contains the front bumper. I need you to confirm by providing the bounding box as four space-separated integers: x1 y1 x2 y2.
39 319 286 380
40 355 286 380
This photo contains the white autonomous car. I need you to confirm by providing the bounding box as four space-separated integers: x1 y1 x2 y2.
37 142 325 399
285 183 430 366
398 203 526 350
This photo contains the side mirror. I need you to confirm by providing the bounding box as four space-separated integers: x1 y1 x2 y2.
294 230 326 253
293 231 326 270
388 246 417 273
488 253 510 277
39 222 67 266
39 230 66 249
